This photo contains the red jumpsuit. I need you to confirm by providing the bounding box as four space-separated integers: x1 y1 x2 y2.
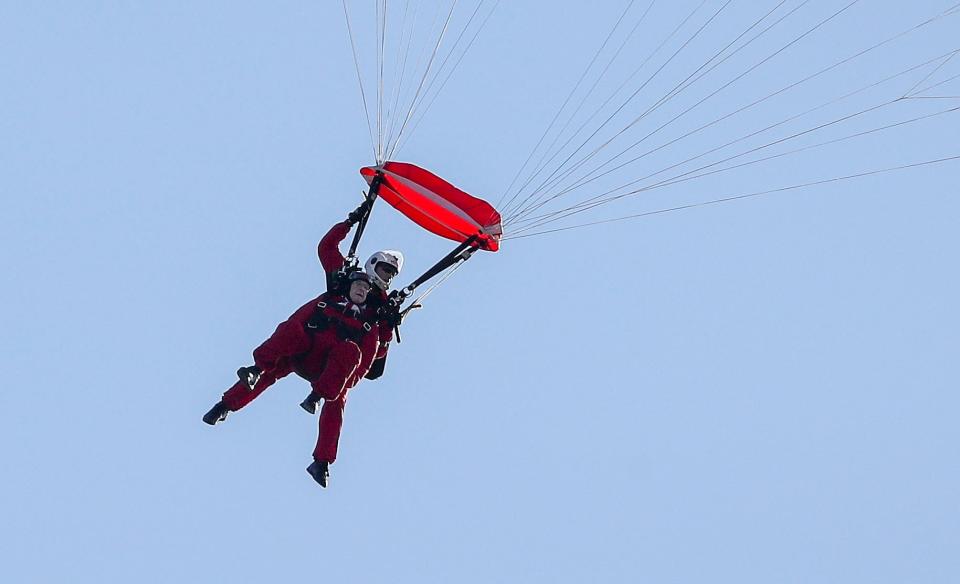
219 293 378 413
312 222 395 464
318 221 395 365
219 221 393 464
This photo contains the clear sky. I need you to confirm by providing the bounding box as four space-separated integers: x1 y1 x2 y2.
2 2 958 583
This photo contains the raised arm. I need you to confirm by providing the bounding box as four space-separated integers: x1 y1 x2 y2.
319 200 374 274
318 221 352 273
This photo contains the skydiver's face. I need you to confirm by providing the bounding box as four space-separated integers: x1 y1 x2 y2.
348 280 371 304
374 263 397 287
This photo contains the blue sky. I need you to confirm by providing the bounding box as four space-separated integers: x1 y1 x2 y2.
2 2 958 583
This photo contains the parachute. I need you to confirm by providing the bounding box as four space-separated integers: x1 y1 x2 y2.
349 162 502 310
360 162 502 252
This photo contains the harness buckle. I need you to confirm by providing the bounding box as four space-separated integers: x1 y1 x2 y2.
363 322 372 332
317 301 327 309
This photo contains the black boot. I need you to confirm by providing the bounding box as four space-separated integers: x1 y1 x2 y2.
299 392 321 415
202 401 230 425
237 365 262 390
306 460 330 488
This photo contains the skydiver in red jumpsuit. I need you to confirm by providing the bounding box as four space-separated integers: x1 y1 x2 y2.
202 205 404 488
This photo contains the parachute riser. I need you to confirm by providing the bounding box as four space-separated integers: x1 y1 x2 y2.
346 170 384 262
386 235 479 344
392 235 480 307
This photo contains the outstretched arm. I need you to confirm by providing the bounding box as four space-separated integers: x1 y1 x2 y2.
318 201 373 273
318 221 352 273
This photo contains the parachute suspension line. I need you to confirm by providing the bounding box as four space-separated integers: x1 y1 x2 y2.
908 57 960 98
518 0 763 218
342 0 378 163
388 0 497 161
501 155 960 242
516 43 960 224
504 100 912 234
509 0 781 220
388 0 501 160
501 0 738 222
500 0 716 221
385 0 448 157
904 51 957 98
507 0 806 224
499 0 709 219
389 242 475 345
509 49 960 230
505 102 960 237
916 68 960 95
506 0 862 227
504 12 960 233
519 0 658 202
522 103 960 235
377 0 389 163
389 0 461 160
408 258 466 308
396 236 479 303
387 0 486 160
505 6 948 228
376 0 382 161
501 0 737 220
914 70 960 96
511 0 955 230
504 0 802 225
383 0 417 158
353 0 497 164
495 0 650 211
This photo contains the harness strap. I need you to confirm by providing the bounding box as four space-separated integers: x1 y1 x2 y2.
305 299 375 343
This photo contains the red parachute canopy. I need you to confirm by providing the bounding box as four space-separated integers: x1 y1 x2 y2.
360 162 502 252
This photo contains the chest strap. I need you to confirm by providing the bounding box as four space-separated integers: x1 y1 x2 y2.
305 301 373 342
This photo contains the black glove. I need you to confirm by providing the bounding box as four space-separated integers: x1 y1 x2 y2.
380 305 403 328
381 303 421 328
347 200 372 226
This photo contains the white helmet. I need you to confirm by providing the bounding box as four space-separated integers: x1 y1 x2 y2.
365 250 404 290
